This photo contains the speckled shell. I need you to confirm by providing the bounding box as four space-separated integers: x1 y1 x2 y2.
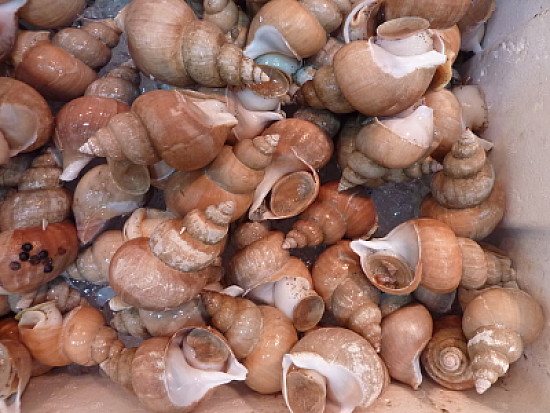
0 222 78 294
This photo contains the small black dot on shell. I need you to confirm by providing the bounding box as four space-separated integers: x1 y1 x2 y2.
19 252 30 261
37 250 49 260
21 243 33 252
43 264 53 273
9 262 21 271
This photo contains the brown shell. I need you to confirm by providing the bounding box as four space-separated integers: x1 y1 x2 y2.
19 0 86 28
246 0 327 59
0 222 78 294
384 0 471 29
0 78 53 155
54 96 130 181
420 181 506 240
244 305 298 394
0 339 32 400
462 288 544 345
424 89 463 160
380 304 433 389
284 181 377 248
15 41 97 101
109 238 209 311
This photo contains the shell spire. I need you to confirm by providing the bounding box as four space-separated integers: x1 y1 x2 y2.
421 129 505 240
85 60 141 106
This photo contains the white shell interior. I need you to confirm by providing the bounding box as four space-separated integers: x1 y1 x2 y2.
17 1 550 412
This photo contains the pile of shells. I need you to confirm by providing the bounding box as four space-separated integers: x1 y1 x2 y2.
0 0 544 412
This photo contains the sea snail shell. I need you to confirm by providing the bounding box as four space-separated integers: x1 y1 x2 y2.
351 218 462 295
100 327 247 413
462 288 544 394
384 0 472 29
282 327 388 413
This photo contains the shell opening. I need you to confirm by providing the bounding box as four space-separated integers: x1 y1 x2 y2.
343 0 377 44
0 104 38 157
16 301 63 329
244 25 300 60
376 19 433 56
165 328 247 408
255 53 301 76
282 352 363 413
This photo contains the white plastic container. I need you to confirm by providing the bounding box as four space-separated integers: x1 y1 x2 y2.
19 1 550 411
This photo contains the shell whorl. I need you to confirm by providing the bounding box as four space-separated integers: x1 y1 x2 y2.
431 130 495 209
216 42 270 86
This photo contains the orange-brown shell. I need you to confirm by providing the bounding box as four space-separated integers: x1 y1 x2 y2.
19 0 86 28
0 222 78 294
15 41 98 101
424 89 463 160
0 77 53 155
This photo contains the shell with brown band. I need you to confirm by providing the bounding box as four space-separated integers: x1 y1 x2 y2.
282 181 378 249
201 291 298 394
109 202 234 311
163 133 279 223
351 218 462 295
0 150 71 231
100 326 247 412
229 229 325 332
311 241 382 351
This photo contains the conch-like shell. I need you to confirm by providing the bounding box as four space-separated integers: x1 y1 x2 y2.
64 230 124 285
17 303 124 367
54 95 130 181
117 0 268 87
0 221 78 294
249 118 333 220
421 130 505 240
203 0 239 34
111 299 206 338
351 218 462 295
384 0 471 29
164 133 279 222
299 17 447 116
230 230 325 331
282 327 388 413
0 78 53 162
380 304 433 389
202 292 298 394
14 20 122 101
72 164 148 244
0 150 71 231
85 60 141 106
421 315 474 390
312 242 382 351
110 202 233 311
19 0 86 28
462 288 544 394
102 327 246 412
283 181 377 249
80 90 237 173
0 339 32 412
